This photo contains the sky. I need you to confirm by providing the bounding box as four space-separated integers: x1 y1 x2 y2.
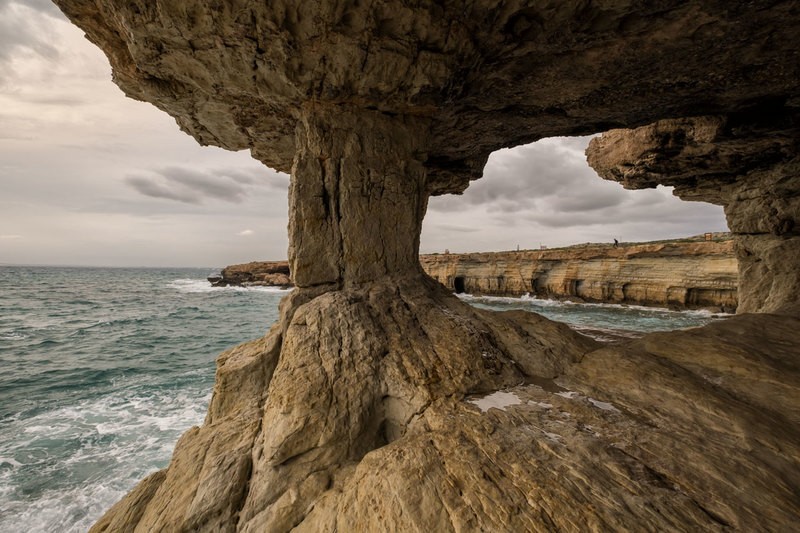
0 1 729 267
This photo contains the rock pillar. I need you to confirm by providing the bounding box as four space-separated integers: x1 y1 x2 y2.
288 106 429 289
723 163 800 313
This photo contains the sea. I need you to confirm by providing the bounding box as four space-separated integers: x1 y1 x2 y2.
0 266 727 532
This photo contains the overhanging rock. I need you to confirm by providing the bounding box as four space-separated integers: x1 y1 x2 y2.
53 2 800 531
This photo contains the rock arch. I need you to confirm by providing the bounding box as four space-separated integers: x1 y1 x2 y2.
52 2 800 531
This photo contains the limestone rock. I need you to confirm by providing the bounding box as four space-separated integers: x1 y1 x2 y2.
90 287 800 532
328 304 800 531
587 112 800 313
54 1 800 192
92 277 600 532
421 237 738 311
50 1 800 531
213 236 739 310
211 261 291 287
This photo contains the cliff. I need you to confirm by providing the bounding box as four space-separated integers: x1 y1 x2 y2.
53 2 800 532
213 237 738 311
587 113 800 313
209 261 291 288
422 237 737 311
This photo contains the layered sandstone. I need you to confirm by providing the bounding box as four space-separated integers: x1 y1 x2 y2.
52 1 800 532
422 237 737 310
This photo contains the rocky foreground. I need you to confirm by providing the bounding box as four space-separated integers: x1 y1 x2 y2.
96 291 800 532
212 236 738 311
54 1 800 532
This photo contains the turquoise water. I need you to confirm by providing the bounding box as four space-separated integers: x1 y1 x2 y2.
0 267 724 532
458 293 724 342
0 267 287 532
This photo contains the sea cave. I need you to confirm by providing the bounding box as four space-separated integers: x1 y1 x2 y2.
52 1 800 531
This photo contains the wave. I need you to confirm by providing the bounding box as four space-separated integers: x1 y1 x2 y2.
456 292 732 317
0 332 28 341
167 279 293 294
0 373 211 533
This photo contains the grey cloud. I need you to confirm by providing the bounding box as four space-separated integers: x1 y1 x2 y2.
0 2 60 64
160 167 249 203
124 166 288 205
505 187 725 230
548 189 625 213
436 224 480 233
430 136 609 214
125 176 202 204
223 167 289 188
425 194 470 213
0 132 33 141
551 136 594 152
0 0 62 16
19 94 88 106
224 169 257 185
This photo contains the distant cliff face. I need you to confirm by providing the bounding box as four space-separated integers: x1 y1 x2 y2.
212 238 737 310
210 261 291 287
587 114 799 313
421 239 737 311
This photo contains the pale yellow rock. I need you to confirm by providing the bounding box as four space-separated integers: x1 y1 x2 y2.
49 1 800 531
421 238 738 310
587 116 800 313
215 237 739 310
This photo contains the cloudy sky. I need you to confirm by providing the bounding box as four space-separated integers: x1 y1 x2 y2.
0 1 729 267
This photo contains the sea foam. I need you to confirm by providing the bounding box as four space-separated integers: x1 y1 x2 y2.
168 278 293 294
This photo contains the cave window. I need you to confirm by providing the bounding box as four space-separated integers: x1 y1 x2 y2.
454 276 466 294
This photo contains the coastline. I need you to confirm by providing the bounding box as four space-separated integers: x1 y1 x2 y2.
210 235 738 312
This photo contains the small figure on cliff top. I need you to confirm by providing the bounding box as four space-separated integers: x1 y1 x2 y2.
613 238 619 247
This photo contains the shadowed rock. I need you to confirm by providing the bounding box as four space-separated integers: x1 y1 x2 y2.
52 1 800 531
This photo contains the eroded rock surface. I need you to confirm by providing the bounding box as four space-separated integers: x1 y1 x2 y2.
51 1 800 531
422 237 737 310
55 1 800 192
210 261 291 287
93 298 800 533
587 111 800 313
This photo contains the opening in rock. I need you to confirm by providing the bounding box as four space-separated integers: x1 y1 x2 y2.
423 137 729 255
40 2 800 530
454 276 466 294
574 279 585 298
420 136 736 337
